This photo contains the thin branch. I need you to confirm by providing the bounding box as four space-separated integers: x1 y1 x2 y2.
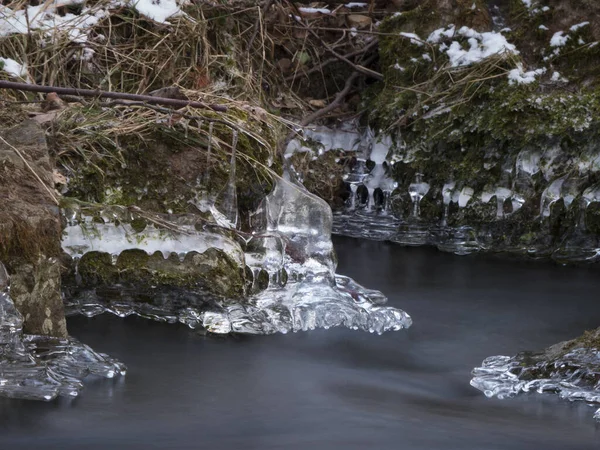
300 71 359 126
247 0 275 53
0 81 228 112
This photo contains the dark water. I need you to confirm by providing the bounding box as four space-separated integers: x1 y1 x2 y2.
2 236 600 449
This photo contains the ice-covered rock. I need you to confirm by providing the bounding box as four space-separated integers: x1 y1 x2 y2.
0 262 125 401
62 177 412 335
471 331 600 421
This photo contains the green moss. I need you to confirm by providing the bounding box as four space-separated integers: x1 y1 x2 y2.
289 150 347 207
78 251 118 283
76 247 246 298
56 105 283 221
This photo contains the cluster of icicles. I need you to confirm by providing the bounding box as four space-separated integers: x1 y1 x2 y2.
289 125 600 261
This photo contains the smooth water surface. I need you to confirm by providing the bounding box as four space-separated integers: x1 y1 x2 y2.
1 236 600 449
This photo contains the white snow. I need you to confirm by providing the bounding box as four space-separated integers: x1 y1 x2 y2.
131 0 185 24
521 0 532 8
0 0 188 45
550 31 568 47
428 26 518 67
0 57 28 80
344 2 367 7
399 32 423 46
570 22 590 32
538 25 548 31
298 7 331 15
427 26 456 43
551 71 567 82
508 63 546 85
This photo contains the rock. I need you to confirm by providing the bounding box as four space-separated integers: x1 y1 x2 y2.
0 120 66 337
9 257 67 337
74 247 246 299
346 14 372 28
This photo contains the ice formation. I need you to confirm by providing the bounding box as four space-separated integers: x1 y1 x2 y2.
62 122 412 335
471 347 600 421
306 122 600 261
322 125 486 254
0 262 125 401
201 175 412 334
62 182 412 335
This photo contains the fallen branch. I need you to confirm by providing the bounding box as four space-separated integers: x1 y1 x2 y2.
299 71 359 126
0 81 228 112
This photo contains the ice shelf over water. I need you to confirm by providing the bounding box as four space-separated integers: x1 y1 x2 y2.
471 347 600 421
61 176 412 335
0 262 125 401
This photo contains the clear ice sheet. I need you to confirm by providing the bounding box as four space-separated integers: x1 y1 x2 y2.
0 262 125 402
471 348 600 421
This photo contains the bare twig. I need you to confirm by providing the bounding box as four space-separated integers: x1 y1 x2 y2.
247 0 275 53
300 72 359 126
0 81 229 112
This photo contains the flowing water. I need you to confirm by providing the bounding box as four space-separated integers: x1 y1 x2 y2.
1 236 600 449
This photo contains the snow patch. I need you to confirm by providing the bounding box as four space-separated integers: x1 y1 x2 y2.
298 7 331 15
570 22 590 32
508 64 546 85
399 32 423 46
550 31 568 47
131 0 185 24
0 56 28 80
428 26 518 67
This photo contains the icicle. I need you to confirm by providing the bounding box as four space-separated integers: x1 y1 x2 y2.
408 173 430 219
540 177 565 218
210 129 239 229
367 187 376 211
349 183 358 210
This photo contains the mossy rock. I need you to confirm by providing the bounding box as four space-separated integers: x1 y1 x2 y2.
76 247 246 299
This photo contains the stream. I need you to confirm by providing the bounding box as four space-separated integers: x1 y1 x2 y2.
1 236 600 449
